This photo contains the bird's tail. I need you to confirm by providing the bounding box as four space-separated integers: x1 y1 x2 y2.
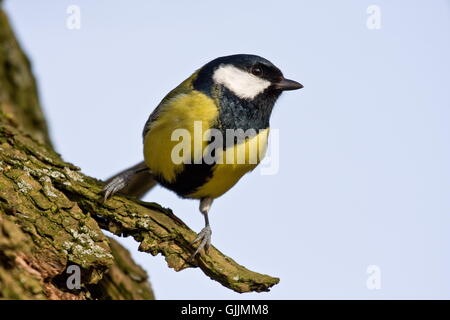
104 161 157 199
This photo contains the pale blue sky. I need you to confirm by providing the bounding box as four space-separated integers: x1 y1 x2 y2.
4 0 450 299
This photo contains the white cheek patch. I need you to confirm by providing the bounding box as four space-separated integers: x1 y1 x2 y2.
212 64 271 100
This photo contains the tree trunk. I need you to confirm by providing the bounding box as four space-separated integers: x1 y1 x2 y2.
0 7 154 300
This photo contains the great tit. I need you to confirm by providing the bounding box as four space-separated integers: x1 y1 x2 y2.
103 54 303 257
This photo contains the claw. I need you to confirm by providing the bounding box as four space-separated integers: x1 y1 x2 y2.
190 226 212 259
102 175 129 202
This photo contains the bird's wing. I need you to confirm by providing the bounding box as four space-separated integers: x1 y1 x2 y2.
142 71 199 140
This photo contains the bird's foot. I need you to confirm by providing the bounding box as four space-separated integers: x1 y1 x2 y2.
102 171 134 201
190 226 212 259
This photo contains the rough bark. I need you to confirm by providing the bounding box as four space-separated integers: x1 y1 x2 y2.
0 7 154 299
0 6 279 298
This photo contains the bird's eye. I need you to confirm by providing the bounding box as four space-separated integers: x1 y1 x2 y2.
251 66 263 77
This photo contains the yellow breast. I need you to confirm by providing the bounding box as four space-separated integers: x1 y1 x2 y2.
144 89 270 199
187 128 269 199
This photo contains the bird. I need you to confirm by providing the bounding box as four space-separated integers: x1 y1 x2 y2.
103 54 303 258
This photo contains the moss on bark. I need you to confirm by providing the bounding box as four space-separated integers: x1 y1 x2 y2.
0 7 154 299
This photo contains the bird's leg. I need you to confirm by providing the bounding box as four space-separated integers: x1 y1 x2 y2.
102 164 149 201
191 197 214 258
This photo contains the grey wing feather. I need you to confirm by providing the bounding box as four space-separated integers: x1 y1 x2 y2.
142 70 199 140
142 104 164 140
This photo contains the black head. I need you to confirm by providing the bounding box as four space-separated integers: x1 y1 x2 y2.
192 54 303 133
193 54 303 101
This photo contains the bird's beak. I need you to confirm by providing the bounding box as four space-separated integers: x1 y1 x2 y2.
274 78 303 91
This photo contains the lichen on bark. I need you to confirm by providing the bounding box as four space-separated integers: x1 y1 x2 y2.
0 6 154 299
